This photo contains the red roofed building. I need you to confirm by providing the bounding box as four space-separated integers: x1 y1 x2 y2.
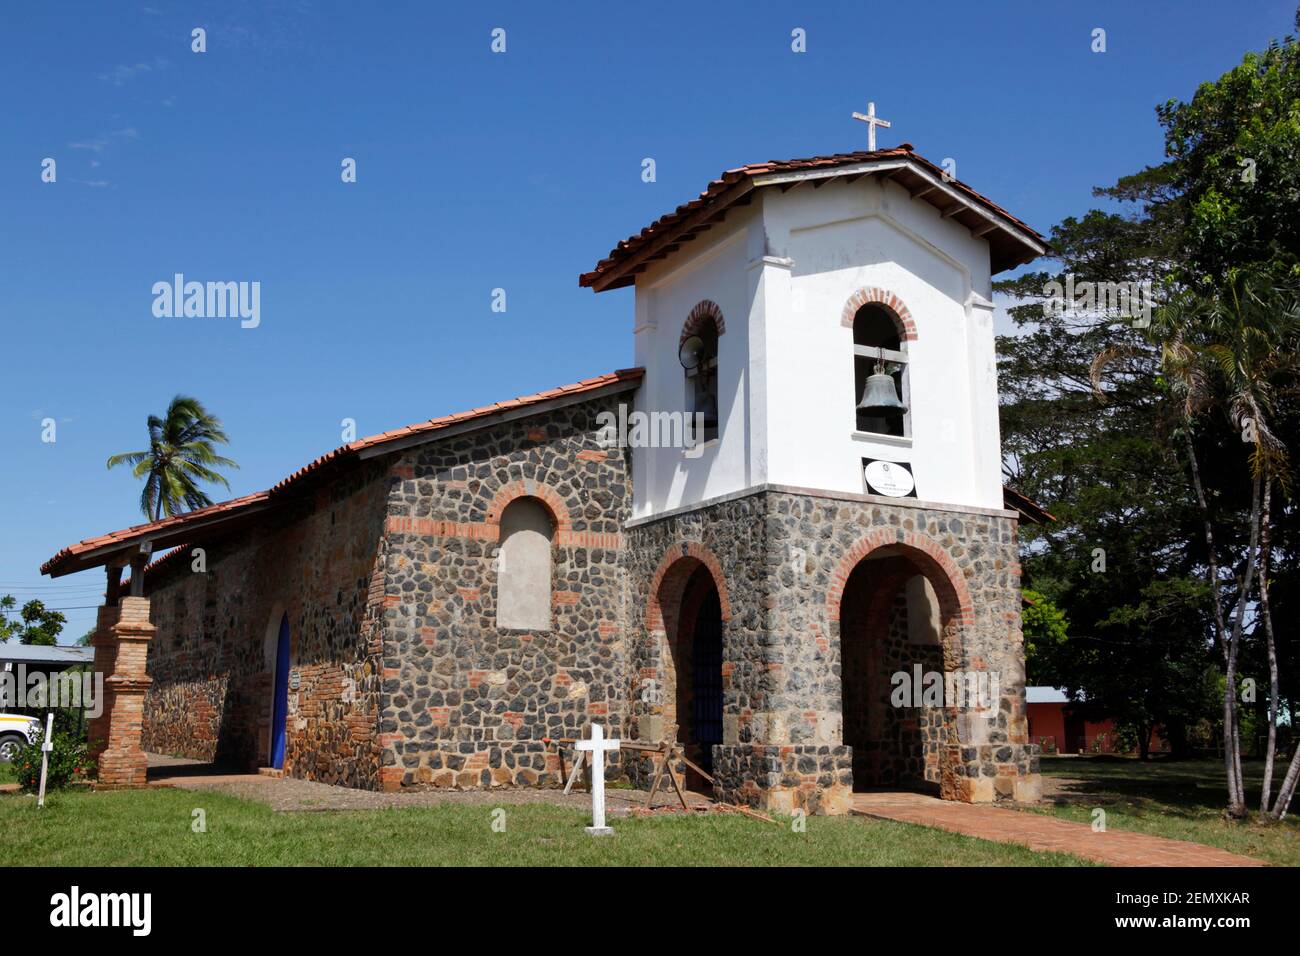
1026 687 1167 755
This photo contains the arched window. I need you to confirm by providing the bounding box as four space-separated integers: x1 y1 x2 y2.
679 304 722 444
853 304 909 437
496 497 554 631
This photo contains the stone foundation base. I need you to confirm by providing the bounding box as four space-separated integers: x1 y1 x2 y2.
942 743 1041 803
712 744 854 816
386 742 586 790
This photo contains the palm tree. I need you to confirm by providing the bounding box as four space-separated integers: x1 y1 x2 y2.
107 395 239 522
1160 269 1300 820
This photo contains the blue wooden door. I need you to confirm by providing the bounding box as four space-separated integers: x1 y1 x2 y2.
271 614 290 769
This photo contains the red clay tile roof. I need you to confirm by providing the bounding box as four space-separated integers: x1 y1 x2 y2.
580 145 1047 291
41 368 644 577
1002 486 1057 524
39 491 272 577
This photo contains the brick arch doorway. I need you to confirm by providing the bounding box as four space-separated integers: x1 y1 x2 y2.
674 566 723 790
836 544 967 794
647 548 730 794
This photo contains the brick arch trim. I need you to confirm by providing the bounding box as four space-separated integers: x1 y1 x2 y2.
484 480 573 532
679 299 726 346
646 541 732 632
841 287 918 342
826 530 973 627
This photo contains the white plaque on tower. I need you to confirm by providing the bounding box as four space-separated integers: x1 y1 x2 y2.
863 459 916 498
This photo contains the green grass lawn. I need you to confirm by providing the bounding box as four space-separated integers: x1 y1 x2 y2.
1028 755 1300 866
0 786 1092 867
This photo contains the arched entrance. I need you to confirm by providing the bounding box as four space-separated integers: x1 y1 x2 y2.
270 613 290 770
676 567 723 788
834 541 968 793
645 543 731 794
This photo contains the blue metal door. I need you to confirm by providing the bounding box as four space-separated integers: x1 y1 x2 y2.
271 614 290 769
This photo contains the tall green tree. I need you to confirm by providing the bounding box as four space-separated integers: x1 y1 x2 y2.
0 597 67 646
106 395 238 522
999 12 1300 816
1142 267 1300 818
999 212 1211 758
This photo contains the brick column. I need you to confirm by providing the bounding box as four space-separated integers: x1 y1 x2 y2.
86 604 120 766
90 596 154 788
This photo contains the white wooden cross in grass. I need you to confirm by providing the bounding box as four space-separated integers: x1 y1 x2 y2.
571 723 620 836
852 101 892 151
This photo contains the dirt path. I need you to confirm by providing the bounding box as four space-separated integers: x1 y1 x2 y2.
145 755 712 815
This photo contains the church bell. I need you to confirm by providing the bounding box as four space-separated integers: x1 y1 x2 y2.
856 365 907 415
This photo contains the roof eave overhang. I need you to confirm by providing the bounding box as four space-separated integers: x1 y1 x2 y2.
1002 486 1057 525
582 157 1048 291
41 372 647 579
580 177 756 293
751 160 1049 269
43 497 276 578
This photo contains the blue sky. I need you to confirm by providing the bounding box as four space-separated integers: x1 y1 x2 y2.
1 0 1294 640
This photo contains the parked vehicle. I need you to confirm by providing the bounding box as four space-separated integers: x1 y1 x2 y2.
0 713 40 763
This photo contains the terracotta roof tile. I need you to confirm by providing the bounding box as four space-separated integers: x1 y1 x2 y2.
1002 486 1057 524
39 491 272 576
580 146 1046 290
41 368 644 577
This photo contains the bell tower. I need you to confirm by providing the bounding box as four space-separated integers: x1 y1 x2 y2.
582 145 1046 521
583 141 1048 813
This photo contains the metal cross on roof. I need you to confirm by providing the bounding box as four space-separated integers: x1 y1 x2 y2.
852 101 892 151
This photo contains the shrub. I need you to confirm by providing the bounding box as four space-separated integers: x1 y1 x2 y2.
12 729 96 793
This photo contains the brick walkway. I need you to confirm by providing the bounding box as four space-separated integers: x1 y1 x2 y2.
851 792 1265 866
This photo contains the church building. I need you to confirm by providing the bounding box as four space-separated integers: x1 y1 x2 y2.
42 140 1051 814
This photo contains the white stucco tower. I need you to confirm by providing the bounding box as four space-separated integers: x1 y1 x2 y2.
583 145 1046 519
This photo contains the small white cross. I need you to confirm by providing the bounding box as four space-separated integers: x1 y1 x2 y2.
574 723 621 835
851 101 892 151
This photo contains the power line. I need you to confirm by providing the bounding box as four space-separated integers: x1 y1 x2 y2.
0 585 111 592
0 591 107 596
0 587 108 593
1 606 102 613
0 581 108 585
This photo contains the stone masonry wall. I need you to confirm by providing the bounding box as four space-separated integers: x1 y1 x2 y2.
141 462 389 789
625 494 769 771
377 394 634 790
625 486 1039 813
763 489 1038 806
136 417 1037 809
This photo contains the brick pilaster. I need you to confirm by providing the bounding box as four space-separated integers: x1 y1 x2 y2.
86 604 120 766
90 596 154 788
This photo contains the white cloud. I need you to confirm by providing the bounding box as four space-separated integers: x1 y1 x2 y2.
98 57 168 86
68 128 139 153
